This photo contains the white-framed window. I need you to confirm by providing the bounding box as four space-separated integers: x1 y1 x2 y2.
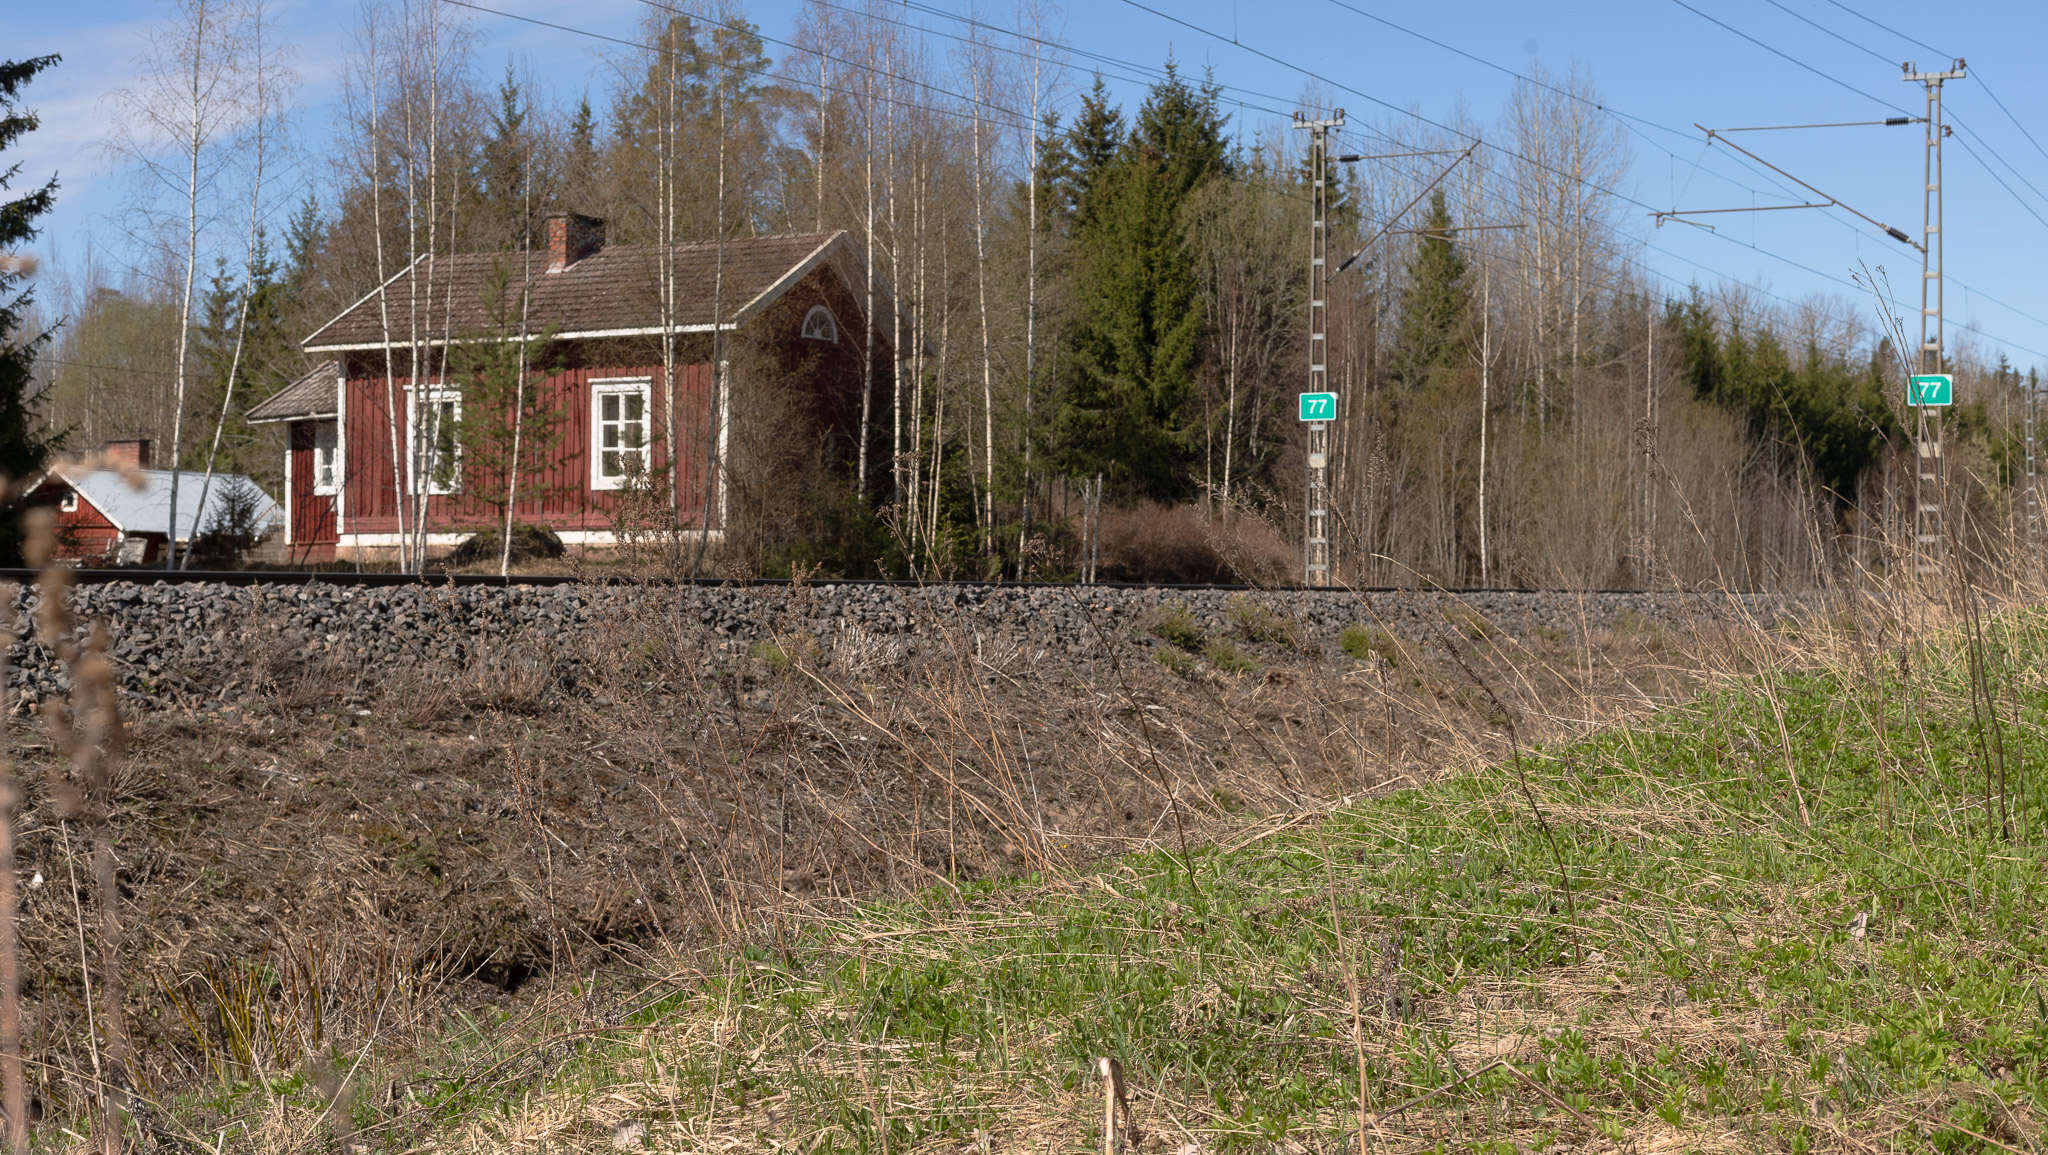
801 304 839 344
406 385 462 495
59 490 78 513
311 421 339 496
591 378 652 490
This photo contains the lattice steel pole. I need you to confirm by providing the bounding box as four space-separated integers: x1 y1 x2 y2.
1905 59 1965 579
1297 110 1343 587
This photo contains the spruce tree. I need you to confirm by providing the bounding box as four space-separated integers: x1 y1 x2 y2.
481 65 535 245
1389 191 1470 391
1055 64 1229 502
282 194 323 291
189 237 294 487
1040 77 1125 229
566 95 598 203
0 54 63 562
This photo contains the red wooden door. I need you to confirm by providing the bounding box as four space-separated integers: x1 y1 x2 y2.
290 422 338 551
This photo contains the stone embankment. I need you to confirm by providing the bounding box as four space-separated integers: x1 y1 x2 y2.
3 579 1798 704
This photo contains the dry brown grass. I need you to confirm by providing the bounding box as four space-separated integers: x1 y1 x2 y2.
0 572 1774 1150
333 577 2048 1155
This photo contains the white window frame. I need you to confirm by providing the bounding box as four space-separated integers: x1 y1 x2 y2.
59 491 78 513
311 421 339 496
406 384 462 496
801 304 839 344
591 377 654 490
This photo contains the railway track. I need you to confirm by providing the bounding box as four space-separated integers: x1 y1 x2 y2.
0 567 1715 595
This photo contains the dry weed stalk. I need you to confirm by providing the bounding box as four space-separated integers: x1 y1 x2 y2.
1431 618 1580 963
26 510 134 1154
0 578 25 1155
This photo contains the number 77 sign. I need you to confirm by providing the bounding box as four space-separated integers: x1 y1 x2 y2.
1298 392 1337 422
1908 374 1952 407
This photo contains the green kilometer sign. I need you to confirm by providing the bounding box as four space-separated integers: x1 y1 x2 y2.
1909 374 1953 407
1298 392 1337 422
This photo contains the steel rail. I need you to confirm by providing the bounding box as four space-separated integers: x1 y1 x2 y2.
0 568 1771 596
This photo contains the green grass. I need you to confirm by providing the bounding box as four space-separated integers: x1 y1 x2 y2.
1203 637 1258 675
1154 602 1206 652
1341 623 1407 666
262 615 2048 1152
1229 597 1297 650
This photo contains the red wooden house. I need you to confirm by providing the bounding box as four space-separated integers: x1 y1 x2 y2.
253 216 896 562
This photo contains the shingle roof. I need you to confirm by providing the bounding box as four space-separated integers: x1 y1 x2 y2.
63 469 282 540
247 360 340 424
302 231 878 351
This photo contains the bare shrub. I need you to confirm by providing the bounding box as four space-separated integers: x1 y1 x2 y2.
1094 502 1293 584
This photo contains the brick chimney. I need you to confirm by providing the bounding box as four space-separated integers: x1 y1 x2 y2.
103 439 152 469
545 213 605 273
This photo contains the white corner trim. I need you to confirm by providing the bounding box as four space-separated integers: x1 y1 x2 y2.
335 365 349 534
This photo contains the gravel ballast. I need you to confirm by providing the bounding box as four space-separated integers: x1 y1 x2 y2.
2 580 1797 704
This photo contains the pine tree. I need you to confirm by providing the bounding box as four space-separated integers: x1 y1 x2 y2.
607 15 778 243
0 54 64 562
1055 64 1229 502
456 259 567 528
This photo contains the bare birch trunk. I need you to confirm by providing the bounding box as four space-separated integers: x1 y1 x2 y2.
501 154 534 577
691 28 730 579
1479 268 1490 586
658 23 680 560
908 141 927 551
929 233 951 554
1018 15 1046 573
858 60 875 498
165 0 215 569
188 0 278 570
970 53 995 559
359 9 412 573
887 51 903 523
413 0 451 573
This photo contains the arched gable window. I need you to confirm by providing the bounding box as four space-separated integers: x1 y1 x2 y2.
801 304 839 344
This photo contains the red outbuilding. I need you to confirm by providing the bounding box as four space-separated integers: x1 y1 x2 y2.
30 440 283 565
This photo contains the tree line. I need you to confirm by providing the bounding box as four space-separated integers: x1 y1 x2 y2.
20 0 2048 585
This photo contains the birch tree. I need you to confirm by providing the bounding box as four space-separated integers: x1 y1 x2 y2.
186 0 294 568
106 0 251 567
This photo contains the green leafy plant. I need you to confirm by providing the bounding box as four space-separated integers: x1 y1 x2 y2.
1226 596 1295 649
1202 637 1255 674
1151 602 1204 652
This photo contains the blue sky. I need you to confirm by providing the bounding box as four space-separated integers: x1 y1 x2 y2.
15 0 2048 370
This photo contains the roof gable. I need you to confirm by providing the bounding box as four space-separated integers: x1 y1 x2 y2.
248 360 341 424
301 231 895 352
